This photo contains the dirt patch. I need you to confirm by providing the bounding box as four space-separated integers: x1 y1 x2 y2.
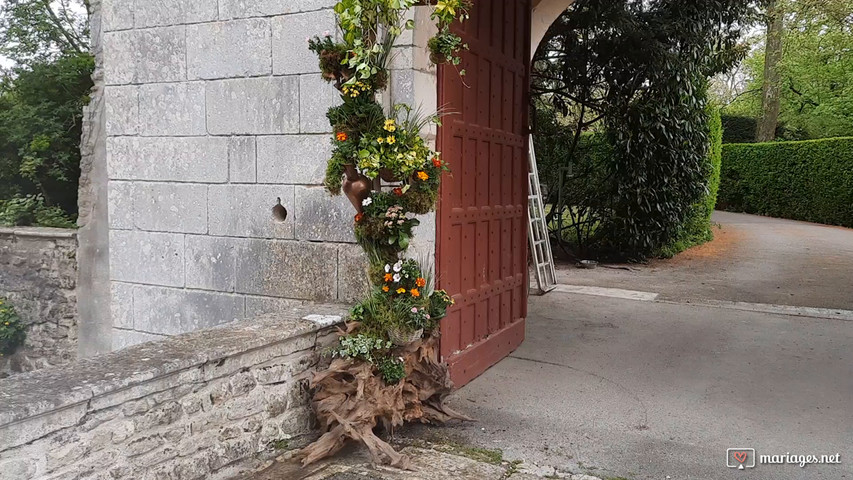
656 225 746 267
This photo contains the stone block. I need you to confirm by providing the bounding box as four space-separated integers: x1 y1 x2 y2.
271 10 336 75
103 31 137 85
109 230 185 287
294 186 355 243
134 0 218 28
185 235 239 292
391 68 415 106
256 135 331 185
299 74 341 133
136 27 187 83
133 183 208 234
337 244 369 303
228 137 257 183
132 286 246 335
218 0 337 19
206 77 299 135
244 296 304 317
138 82 206 136
105 86 138 135
103 0 134 31
107 137 228 183
188 19 272 80
207 185 295 239
234 239 338 300
111 282 135 329
107 180 134 229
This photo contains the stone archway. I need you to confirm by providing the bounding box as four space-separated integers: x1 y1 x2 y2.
531 0 575 58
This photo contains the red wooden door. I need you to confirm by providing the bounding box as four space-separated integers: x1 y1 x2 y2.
437 0 531 388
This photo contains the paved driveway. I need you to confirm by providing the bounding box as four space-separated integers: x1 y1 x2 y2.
424 212 853 480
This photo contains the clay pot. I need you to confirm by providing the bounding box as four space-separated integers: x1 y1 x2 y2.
430 51 448 65
379 168 400 183
342 164 372 213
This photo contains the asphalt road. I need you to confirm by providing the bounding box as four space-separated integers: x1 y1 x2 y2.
420 212 853 480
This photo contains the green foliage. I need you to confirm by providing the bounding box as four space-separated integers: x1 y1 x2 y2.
0 298 26 356
0 0 89 66
0 52 93 224
533 0 760 258
0 194 76 227
721 116 757 144
659 107 724 257
727 0 853 139
376 356 406 385
333 333 392 363
718 137 853 227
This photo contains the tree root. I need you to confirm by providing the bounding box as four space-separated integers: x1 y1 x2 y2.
299 335 471 468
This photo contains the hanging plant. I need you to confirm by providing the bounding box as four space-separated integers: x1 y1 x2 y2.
302 0 471 468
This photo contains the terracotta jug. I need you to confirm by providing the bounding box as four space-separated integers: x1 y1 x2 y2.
342 164 372 213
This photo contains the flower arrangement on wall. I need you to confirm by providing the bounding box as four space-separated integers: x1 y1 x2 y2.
0 298 25 357
301 0 470 468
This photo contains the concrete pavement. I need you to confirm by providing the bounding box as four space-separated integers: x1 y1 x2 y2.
557 211 853 311
426 293 852 480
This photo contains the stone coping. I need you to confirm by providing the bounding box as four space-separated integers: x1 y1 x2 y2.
0 226 77 239
0 304 347 427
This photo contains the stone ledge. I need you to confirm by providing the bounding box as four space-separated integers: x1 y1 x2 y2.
0 226 77 239
0 304 346 427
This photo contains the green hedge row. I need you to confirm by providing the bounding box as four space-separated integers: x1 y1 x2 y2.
718 137 853 227
659 106 723 257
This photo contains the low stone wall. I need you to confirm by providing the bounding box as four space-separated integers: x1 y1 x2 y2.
0 306 345 480
0 227 78 376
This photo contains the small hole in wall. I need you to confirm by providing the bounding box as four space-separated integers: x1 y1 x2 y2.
272 197 288 222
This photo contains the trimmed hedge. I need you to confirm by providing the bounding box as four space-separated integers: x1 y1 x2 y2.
718 137 853 228
659 106 723 257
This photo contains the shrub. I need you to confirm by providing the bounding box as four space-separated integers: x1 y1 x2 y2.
0 298 26 356
658 106 723 257
718 137 853 227
721 115 756 144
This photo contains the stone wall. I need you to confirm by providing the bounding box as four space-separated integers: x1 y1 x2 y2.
0 227 78 375
0 307 344 480
100 0 439 348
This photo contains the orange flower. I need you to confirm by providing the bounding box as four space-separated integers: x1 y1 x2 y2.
432 157 442 168
396 288 407 294
393 187 403 196
355 213 364 222
382 286 390 292
417 171 429 181
336 132 348 142
410 288 421 297
416 277 426 288
384 273 393 282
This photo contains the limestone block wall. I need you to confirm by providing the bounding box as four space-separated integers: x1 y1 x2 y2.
0 308 343 480
100 1 439 348
0 227 78 375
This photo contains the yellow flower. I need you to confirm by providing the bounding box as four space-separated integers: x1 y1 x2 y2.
386 136 396 144
3 322 8 326
377 137 385 144
417 171 429 181
396 288 406 294
384 119 397 132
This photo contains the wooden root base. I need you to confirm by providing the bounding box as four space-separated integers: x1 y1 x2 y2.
299 335 470 469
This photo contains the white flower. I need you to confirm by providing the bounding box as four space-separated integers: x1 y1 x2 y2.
362 197 373 207
393 261 403 272
393 273 402 283
384 264 391 273
411 307 418 313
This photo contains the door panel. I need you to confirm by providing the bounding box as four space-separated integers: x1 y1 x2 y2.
437 0 531 388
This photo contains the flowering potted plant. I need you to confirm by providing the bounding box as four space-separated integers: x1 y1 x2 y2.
0 298 25 356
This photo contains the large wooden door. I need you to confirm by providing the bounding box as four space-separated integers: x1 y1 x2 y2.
437 0 532 388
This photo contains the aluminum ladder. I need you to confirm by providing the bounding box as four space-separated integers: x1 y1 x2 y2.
528 135 557 294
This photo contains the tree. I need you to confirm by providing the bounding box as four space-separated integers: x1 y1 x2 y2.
757 0 784 142
532 0 761 258
0 0 90 67
0 0 92 226
728 0 853 140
